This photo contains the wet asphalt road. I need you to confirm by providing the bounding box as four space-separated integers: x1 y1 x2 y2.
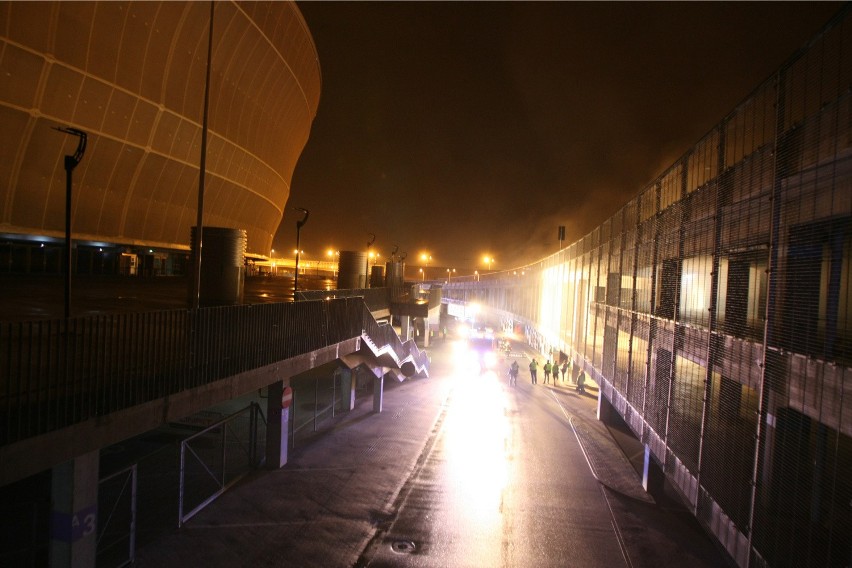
127 336 730 568
356 343 730 568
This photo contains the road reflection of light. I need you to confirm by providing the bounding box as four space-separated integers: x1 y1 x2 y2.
450 339 480 375
444 371 511 557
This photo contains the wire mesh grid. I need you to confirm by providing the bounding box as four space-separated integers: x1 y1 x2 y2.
442 6 851 566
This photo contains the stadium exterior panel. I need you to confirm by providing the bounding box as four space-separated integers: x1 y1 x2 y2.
0 1 320 268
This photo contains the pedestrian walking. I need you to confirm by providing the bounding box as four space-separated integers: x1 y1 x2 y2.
529 358 538 384
543 360 552 384
561 361 569 382
509 360 519 387
576 371 586 395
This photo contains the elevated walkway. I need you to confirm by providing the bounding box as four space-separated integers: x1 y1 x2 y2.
1 297 429 487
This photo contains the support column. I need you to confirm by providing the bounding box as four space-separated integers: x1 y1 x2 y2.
266 379 291 469
373 371 384 413
339 368 355 411
758 387 780 508
642 444 665 499
597 391 616 425
400 315 410 341
50 451 99 568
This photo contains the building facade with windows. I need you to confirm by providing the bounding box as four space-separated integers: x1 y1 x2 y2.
444 6 851 567
0 1 320 275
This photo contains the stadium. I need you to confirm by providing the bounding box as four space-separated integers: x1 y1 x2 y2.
0 1 320 276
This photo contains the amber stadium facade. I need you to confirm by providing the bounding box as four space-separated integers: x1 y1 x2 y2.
0 1 320 276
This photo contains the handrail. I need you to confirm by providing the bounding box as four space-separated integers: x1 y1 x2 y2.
0 296 425 447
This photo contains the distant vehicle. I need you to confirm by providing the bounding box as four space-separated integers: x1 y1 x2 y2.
468 336 498 373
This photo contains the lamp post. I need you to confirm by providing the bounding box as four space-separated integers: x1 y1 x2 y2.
53 126 87 320
365 233 375 288
420 253 431 280
484 255 494 272
327 249 339 278
446 268 455 282
190 0 215 310
293 207 309 298
419 268 425 281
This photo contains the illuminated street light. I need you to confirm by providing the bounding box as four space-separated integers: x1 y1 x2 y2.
328 249 339 277
53 125 87 320
483 255 494 271
420 253 431 280
419 268 425 281
446 268 455 282
293 207 309 297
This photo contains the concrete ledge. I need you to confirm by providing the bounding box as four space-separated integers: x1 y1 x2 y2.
0 339 359 486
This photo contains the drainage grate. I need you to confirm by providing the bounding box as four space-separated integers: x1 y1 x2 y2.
391 540 417 554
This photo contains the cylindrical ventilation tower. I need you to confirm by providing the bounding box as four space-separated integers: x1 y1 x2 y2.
370 265 385 288
385 261 406 300
189 226 246 307
337 250 367 289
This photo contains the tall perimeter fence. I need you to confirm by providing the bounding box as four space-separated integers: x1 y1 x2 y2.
444 6 851 568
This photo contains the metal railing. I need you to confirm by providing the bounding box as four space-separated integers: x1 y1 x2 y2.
1 296 420 447
296 286 390 313
178 403 265 526
97 464 137 568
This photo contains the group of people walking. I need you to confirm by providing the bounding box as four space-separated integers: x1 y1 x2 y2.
508 357 586 393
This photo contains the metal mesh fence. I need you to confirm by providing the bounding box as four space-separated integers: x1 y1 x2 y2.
443 6 851 567
178 403 265 526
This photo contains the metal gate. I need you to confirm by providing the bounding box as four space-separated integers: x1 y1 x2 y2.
178 402 266 526
96 464 137 568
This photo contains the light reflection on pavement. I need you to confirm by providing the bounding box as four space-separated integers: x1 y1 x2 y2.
443 372 511 565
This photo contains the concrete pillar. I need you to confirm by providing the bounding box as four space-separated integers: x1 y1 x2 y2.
373 371 384 413
50 451 99 568
642 444 665 499
400 315 410 341
266 379 291 469
339 368 355 411
597 391 616 425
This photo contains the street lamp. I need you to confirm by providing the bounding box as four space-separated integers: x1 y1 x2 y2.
420 253 431 280
483 255 494 271
293 207 309 297
53 126 87 320
327 249 339 278
419 268 425 281
446 268 455 282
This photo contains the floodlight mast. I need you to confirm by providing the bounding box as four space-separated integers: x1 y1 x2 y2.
53 126 87 321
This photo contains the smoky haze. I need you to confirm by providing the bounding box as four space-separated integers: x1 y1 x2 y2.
277 1 841 274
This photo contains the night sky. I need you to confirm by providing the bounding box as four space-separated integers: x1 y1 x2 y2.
275 1 841 275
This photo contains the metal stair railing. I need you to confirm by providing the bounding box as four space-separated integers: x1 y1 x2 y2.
1 295 423 447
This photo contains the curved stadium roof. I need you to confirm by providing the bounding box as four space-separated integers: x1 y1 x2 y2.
0 1 320 255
